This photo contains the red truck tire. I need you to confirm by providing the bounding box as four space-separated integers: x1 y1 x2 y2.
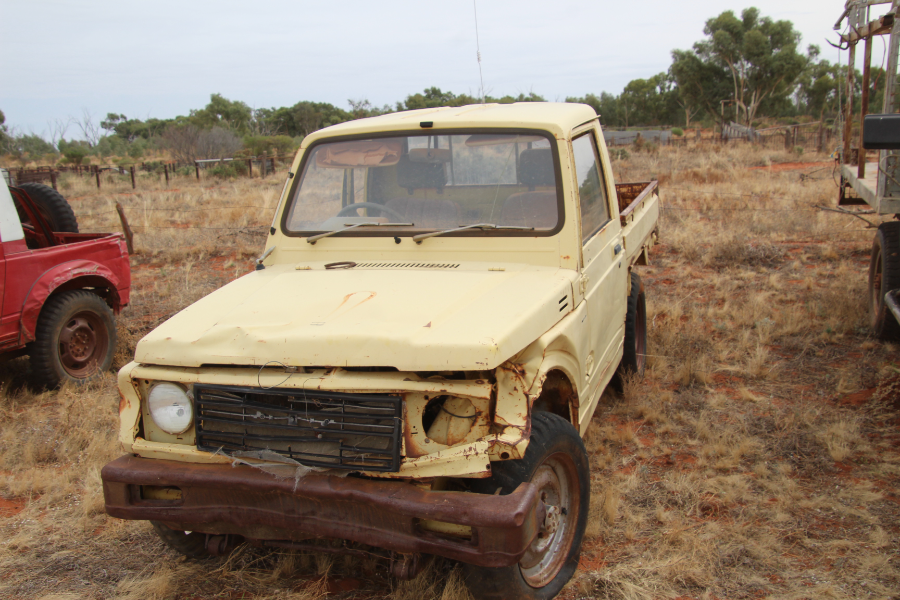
30 290 116 387
18 182 79 233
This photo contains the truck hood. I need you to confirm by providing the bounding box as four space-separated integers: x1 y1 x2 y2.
135 264 577 370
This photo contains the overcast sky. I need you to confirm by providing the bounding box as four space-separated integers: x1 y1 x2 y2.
1 1 847 140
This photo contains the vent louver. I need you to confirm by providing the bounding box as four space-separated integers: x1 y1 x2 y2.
354 262 459 269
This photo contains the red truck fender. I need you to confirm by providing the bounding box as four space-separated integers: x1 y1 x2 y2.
19 259 130 343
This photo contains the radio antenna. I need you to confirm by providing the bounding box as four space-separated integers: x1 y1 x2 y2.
474 0 486 104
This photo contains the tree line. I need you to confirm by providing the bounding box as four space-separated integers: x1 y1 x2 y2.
0 6 872 166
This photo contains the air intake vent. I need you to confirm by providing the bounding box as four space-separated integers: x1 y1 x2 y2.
559 294 569 312
194 385 402 472
355 262 459 269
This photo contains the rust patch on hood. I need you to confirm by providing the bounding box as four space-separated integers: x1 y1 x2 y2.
328 291 377 318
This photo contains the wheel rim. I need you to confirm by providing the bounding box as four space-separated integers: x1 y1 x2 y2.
519 452 580 588
57 311 109 378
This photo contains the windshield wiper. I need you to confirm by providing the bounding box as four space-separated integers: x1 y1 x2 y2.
412 223 533 244
307 222 414 244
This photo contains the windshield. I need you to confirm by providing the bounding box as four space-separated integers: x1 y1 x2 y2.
283 132 560 236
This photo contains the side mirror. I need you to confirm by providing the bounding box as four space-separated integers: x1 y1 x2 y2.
863 114 900 149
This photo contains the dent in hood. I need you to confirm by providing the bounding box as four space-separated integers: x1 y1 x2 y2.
136 265 576 371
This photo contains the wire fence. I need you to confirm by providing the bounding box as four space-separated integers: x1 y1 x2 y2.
604 122 838 154
8 153 294 192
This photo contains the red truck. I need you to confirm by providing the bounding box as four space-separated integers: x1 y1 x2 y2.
1 172 130 386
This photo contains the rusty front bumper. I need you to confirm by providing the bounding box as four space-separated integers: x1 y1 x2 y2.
101 455 542 567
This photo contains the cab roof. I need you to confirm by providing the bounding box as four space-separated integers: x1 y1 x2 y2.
301 102 598 146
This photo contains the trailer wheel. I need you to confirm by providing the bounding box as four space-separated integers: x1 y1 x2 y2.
868 222 900 339
30 290 116 388
151 522 210 558
17 182 79 233
462 412 589 600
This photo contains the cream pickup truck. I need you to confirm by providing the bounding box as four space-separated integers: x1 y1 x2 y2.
102 103 659 600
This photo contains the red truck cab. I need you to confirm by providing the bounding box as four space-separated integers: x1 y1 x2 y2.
0 175 131 386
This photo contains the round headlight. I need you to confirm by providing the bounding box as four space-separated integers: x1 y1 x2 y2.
148 383 193 435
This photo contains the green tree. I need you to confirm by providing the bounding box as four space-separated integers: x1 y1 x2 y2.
9 133 56 158
696 7 807 125
347 99 391 120
670 48 734 129
398 87 478 111
101 113 170 141
190 94 252 133
256 101 350 138
0 109 7 148
618 73 680 126
566 93 620 126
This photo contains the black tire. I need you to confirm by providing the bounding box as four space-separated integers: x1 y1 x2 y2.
18 182 79 233
869 222 900 339
30 290 116 388
463 412 589 600
612 271 647 390
151 521 210 558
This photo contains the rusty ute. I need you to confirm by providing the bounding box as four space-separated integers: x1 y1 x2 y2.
101 102 660 600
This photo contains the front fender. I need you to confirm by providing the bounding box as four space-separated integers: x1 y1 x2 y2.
19 260 127 343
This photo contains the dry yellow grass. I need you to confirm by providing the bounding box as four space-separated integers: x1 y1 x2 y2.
1 141 899 599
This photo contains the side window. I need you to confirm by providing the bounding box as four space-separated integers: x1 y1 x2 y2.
572 134 610 244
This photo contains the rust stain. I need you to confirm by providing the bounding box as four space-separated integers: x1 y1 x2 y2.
326 291 377 318
424 322 432 328
119 393 130 413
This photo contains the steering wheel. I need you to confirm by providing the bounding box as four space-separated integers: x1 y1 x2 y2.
336 202 407 222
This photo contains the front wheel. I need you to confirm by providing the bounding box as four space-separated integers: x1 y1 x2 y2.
151 521 210 558
463 412 589 600
29 290 116 388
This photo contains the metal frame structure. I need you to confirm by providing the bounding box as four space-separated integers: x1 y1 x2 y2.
837 0 900 213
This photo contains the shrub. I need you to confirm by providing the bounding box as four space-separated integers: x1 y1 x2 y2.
207 160 248 179
241 135 295 158
671 127 684 137
63 146 88 165
794 146 804 158
610 148 630 160
128 140 146 159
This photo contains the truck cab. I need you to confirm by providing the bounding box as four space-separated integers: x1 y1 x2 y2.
102 103 659 600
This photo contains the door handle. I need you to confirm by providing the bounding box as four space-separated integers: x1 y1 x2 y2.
613 243 622 255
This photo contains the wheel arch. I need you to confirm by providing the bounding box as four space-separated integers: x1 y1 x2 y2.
19 260 125 344
531 368 579 426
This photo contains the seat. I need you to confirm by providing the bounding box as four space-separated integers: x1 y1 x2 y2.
499 191 558 229
385 197 461 228
517 148 555 190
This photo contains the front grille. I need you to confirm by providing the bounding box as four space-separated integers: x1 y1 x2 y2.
194 385 402 472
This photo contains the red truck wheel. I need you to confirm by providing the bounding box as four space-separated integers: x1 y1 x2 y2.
30 290 116 387
463 412 589 600
17 183 79 233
